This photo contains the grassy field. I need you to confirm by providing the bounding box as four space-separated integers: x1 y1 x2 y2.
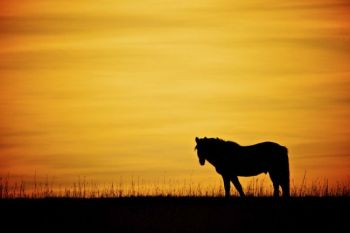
1 174 349 198
1 175 349 232
1 196 349 233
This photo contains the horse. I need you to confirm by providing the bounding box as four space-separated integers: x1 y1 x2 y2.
194 137 290 197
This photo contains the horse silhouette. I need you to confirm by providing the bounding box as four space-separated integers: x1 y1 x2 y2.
195 137 290 197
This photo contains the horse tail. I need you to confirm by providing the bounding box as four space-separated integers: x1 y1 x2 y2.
281 146 290 197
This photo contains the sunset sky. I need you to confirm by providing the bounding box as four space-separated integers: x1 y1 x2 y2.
1 0 350 189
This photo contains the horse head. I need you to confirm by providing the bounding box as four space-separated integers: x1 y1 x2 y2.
195 137 206 166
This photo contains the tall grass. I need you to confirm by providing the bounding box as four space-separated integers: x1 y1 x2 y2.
0 174 349 199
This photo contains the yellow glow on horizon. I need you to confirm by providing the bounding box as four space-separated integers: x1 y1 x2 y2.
1 0 350 188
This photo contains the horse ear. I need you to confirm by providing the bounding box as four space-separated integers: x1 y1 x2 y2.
195 137 199 143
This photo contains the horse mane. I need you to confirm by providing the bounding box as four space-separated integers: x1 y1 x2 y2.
199 137 241 149
204 138 240 147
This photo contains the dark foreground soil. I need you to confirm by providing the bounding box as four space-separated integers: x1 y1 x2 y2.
1 197 349 233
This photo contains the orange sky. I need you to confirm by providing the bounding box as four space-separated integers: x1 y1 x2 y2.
1 0 350 188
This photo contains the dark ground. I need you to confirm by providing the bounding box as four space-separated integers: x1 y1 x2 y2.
1 197 349 233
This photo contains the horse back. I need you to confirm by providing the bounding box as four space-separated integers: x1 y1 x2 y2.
227 141 288 176
241 141 287 157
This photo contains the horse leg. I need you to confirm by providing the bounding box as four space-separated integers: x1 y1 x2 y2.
222 175 231 198
231 176 245 197
273 183 279 197
269 172 280 197
281 175 290 197
281 182 290 197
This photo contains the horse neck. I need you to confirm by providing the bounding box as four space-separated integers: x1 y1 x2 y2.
205 148 224 166
205 143 239 165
